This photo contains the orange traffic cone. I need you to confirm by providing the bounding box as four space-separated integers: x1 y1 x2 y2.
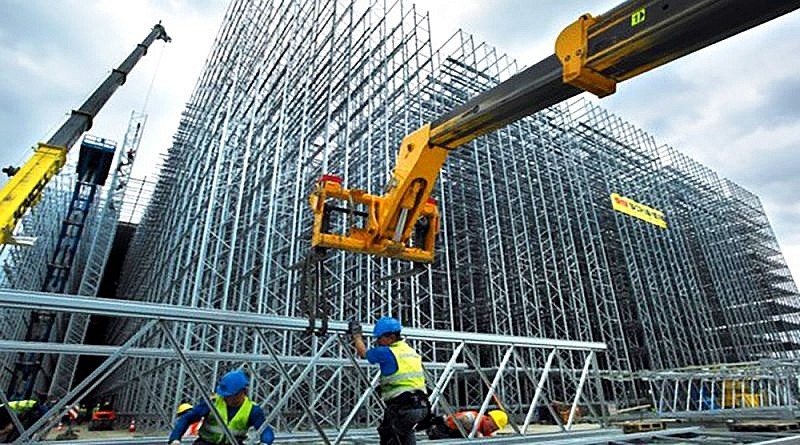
128 418 136 433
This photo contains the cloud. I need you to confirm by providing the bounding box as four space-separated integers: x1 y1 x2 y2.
0 0 226 180
415 1 800 279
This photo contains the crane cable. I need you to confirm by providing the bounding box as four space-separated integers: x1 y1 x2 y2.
141 39 167 114
4 38 168 183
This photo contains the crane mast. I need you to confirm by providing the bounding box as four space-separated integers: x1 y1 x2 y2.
0 23 170 245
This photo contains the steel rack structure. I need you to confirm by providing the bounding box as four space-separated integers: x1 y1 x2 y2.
1 0 799 441
102 0 800 427
0 289 608 443
0 112 146 401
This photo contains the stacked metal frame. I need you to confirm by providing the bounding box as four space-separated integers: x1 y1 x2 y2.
0 0 794 436
0 161 80 396
0 117 144 400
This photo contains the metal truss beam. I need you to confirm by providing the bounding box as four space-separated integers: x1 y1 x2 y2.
0 289 606 351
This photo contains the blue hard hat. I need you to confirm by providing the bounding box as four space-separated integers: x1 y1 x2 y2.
216 370 248 397
373 316 402 338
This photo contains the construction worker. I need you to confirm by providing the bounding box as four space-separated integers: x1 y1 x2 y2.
425 409 508 439
176 402 202 437
168 370 274 445
348 316 429 445
0 399 47 443
78 404 88 423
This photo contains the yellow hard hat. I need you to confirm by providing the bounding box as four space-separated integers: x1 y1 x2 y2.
176 403 193 415
488 410 508 430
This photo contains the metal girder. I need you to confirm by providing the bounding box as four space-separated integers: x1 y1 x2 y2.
14 319 157 442
0 340 466 370
0 289 607 351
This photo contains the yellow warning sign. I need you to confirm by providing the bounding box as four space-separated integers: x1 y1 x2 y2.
610 193 666 229
631 7 646 27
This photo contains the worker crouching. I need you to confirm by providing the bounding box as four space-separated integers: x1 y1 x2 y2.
426 409 508 439
349 316 430 445
168 370 273 445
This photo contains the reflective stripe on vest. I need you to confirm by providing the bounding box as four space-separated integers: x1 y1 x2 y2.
198 396 253 444
379 341 426 401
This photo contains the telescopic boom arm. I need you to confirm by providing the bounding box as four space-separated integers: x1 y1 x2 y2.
310 0 800 262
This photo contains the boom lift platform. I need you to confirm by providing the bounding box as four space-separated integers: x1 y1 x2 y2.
309 0 800 263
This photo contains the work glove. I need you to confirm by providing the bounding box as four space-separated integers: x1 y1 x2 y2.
347 319 363 337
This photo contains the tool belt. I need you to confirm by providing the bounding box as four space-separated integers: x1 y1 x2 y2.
386 390 429 408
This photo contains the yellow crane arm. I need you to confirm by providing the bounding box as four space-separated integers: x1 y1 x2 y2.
0 23 170 245
311 0 800 262
0 145 66 244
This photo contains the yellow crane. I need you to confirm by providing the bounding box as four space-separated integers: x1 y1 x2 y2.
0 23 170 245
309 0 800 263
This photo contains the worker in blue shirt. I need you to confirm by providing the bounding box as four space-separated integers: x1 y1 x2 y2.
168 370 273 445
349 316 429 445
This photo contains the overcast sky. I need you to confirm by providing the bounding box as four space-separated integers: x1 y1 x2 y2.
1 1 799 280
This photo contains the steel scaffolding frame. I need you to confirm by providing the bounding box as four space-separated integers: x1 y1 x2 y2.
1 0 799 441
0 289 606 443
102 0 800 426
0 110 146 401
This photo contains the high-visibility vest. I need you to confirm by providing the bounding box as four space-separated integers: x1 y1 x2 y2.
197 396 253 444
379 341 426 401
4 400 37 413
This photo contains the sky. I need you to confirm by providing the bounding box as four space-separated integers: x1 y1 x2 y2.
1 1 799 280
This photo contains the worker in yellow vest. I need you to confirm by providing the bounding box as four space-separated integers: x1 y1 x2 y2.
349 316 430 445
0 399 47 443
168 370 273 444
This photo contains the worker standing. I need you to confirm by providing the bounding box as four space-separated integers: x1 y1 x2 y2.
348 316 429 445
425 409 507 439
0 399 47 443
168 370 274 445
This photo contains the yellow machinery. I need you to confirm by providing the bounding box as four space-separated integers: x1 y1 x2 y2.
721 380 763 409
310 0 800 262
0 23 170 245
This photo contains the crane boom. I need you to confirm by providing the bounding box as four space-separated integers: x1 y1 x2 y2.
0 23 170 245
310 0 800 263
431 0 800 148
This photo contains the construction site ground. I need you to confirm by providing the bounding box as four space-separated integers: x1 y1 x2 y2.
36 421 800 444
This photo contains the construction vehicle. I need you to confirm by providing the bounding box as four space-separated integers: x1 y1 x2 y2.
3 23 170 401
0 23 170 246
88 405 116 431
310 0 800 263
